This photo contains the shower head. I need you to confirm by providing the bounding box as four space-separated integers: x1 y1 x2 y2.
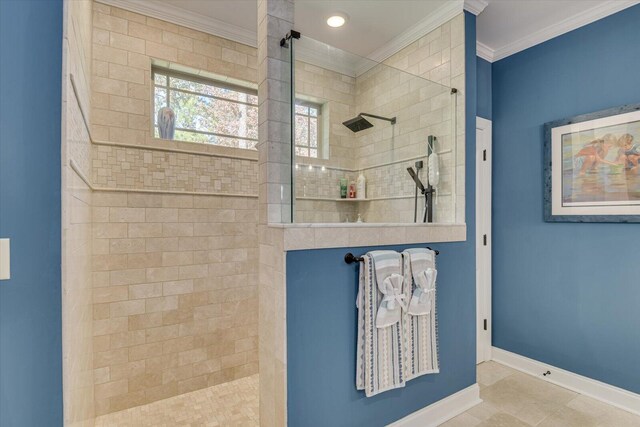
343 115 374 133
343 112 396 133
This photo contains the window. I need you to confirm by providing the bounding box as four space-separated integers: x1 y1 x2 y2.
153 68 320 157
153 68 259 149
294 102 321 158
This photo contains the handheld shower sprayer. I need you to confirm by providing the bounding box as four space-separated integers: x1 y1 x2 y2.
407 135 439 223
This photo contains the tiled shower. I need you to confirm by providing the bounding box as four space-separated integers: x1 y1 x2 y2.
61 1 466 425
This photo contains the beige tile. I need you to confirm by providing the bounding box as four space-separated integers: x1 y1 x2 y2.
129 312 163 330
477 413 532 427
162 31 193 51
128 223 162 238
93 223 128 239
94 379 128 401
538 406 599 427
95 375 258 426
110 32 145 54
465 401 501 422
94 348 128 369
93 286 129 304
146 40 178 61
477 360 516 387
109 207 145 222
129 282 162 299
163 279 194 296
480 372 577 426
110 268 146 286
93 12 128 34
109 299 145 317
128 21 162 43
145 296 179 313
440 412 482 427
596 407 640 427
127 252 163 269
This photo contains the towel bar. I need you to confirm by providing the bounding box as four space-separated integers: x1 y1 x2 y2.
344 247 439 264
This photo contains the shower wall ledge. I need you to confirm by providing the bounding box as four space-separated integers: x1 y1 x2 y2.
269 223 466 251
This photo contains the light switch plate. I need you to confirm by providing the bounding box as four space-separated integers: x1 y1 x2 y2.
0 239 10 280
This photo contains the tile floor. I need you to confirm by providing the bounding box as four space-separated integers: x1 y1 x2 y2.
94 374 258 427
444 361 640 427
94 363 639 426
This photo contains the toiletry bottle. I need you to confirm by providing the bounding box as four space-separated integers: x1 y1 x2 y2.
357 213 363 223
349 181 356 198
339 178 348 199
357 173 366 199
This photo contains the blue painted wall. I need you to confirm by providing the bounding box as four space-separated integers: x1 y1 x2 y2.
0 0 64 425
286 12 478 426
492 5 640 394
477 57 492 120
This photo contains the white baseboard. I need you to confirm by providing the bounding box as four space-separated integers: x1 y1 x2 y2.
388 384 482 427
492 347 640 416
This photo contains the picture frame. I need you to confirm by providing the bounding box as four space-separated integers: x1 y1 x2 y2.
544 104 640 223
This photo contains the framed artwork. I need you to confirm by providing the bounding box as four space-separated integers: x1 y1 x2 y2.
544 104 640 222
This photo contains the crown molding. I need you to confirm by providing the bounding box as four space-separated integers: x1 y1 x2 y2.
296 46 361 78
476 41 494 62
487 0 639 62
463 0 488 16
95 0 257 47
366 0 464 64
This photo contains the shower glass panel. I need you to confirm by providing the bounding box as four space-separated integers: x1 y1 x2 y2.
289 35 458 224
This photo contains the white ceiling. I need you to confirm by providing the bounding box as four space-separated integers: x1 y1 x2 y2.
100 0 640 63
294 1 450 58
477 0 639 61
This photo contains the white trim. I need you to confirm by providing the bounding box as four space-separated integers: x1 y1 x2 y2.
366 1 464 64
388 384 481 427
297 45 362 78
480 0 639 62
492 347 640 417
475 117 492 364
464 0 488 16
476 41 494 62
95 0 257 47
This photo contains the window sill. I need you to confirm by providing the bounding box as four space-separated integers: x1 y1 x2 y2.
92 137 259 161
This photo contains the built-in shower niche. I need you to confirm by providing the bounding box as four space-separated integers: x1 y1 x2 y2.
289 34 460 224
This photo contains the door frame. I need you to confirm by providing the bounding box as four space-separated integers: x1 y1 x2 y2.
476 117 492 364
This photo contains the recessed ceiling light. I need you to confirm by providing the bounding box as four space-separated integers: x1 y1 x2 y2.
326 13 348 28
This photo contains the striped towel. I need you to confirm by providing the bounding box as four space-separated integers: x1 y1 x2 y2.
402 248 439 380
356 251 407 397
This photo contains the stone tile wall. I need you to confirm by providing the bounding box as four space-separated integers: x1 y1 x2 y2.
88 4 265 414
382 13 466 222
91 191 258 415
92 144 258 195
90 2 257 145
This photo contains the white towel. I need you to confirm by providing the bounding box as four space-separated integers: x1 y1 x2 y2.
376 273 406 328
402 248 439 380
356 251 407 396
408 268 437 316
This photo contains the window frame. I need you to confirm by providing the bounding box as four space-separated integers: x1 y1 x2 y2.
152 67 322 158
294 100 322 158
152 67 259 148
